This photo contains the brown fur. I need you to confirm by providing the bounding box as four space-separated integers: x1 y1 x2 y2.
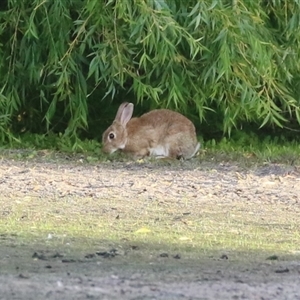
102 103 200 159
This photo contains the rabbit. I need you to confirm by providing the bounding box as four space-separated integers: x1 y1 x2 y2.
102 102 200 159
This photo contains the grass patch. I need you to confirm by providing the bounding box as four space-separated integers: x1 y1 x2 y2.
1 195 300 257
1 131 300 165
202 132 300 165
1 131 300 259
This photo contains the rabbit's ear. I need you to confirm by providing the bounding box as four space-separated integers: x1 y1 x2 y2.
115 102 134 126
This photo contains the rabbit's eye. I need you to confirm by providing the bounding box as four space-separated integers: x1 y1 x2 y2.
109 133 115 139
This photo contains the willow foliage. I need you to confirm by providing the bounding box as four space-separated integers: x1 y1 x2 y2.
0 0 300 141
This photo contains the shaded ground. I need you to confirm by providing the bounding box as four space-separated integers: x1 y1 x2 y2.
0 150 300 299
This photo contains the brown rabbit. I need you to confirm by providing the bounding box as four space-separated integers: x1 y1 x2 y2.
102 102 200 159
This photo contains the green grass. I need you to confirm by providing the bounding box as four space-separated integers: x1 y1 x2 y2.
201 136 300 166
1 194 300 257
1 131 300 165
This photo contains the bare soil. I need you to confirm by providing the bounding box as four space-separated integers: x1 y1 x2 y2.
0 150 300 300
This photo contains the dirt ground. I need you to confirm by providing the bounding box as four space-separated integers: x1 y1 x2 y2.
0 150 300 300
